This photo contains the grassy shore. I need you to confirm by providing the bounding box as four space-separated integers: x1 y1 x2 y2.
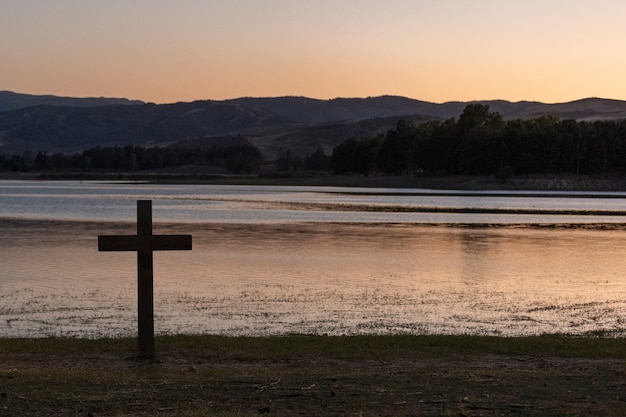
2 335 626 416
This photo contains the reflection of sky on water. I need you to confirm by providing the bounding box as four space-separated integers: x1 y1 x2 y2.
2 219 626 338
3 180 626 337
3 180 626 223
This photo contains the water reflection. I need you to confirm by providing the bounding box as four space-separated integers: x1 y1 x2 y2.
3 180 626 337
2 220 626 338
3 180 626 224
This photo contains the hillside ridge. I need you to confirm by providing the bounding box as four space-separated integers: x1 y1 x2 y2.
1 91 625 156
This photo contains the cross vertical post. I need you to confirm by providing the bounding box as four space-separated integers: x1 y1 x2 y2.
137 200 154 351
98 200 192 353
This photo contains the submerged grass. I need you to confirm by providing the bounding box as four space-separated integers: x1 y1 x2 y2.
3 334 626 416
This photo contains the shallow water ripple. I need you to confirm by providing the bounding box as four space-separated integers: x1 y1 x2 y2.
3 185 626 338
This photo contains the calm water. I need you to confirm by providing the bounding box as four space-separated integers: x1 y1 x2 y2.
2 180 626 338
4 180 626 223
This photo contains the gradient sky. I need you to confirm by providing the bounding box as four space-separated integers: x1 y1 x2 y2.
2 0 625 104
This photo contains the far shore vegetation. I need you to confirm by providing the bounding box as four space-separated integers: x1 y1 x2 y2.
2 105 626 191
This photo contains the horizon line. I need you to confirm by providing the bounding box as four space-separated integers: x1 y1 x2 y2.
2 90 624 107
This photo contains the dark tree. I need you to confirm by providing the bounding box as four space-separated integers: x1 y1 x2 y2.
377 120 418 174
304 148 331 171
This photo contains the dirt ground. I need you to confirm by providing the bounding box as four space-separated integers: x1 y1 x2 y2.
2 347 626 416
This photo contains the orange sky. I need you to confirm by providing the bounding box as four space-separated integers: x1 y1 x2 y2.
2 0 625 104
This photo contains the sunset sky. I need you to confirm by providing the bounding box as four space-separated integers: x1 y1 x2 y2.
2 0 625 104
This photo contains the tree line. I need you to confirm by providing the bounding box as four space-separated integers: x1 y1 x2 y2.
330 104 626 178
0 143 264 174
4 104 626 179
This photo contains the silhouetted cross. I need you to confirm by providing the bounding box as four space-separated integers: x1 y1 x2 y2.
98 200 192 352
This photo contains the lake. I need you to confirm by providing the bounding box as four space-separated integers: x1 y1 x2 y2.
2 180 626 338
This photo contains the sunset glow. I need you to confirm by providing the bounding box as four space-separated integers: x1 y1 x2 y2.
1 0 625 104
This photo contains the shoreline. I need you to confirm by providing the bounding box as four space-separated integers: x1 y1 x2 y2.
4 171 626 191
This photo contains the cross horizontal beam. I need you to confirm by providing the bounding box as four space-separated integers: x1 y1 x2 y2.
98 235 192 251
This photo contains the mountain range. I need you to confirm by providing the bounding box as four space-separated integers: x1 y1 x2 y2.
2 90 626 158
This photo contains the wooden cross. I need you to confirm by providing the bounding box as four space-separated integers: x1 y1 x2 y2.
98 200 192 352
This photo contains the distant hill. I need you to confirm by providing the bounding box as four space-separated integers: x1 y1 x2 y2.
228 96 626 123
511 98 626 121
0 90 144 112
1 91 626 157
229 96 455 124
0 100 288 154
175 114 432 160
